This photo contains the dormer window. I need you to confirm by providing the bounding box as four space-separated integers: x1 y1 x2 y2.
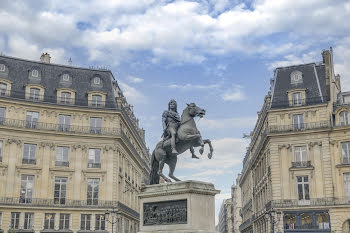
0 83 7 96
0 64 5 72
93 77 101 85
32 70 39 77
292 92 302 106
62 74 70 81
92 95 102 107
29 88 40 101
340 111 349 126
60 92 71 104
291 71 303 84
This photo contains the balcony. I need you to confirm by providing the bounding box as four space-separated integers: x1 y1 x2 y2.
291 161 312 168
271 197 350 208
55 161 69 167
268 121 330 134
22 158 36 165
88 163 101 168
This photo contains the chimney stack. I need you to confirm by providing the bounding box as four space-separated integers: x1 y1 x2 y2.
40 53 51 63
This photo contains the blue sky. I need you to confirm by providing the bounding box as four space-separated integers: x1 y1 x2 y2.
1 0 350 223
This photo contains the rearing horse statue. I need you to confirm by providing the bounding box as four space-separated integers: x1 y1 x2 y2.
150 103 213 184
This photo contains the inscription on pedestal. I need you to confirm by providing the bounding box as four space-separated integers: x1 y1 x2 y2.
143 199 187 226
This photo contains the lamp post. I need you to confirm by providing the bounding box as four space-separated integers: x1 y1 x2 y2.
105 207 120 233
264 210 281 233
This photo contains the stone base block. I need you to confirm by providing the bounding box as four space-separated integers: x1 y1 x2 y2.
138 180 220 233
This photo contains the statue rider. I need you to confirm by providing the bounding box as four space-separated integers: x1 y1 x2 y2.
162 99 180 154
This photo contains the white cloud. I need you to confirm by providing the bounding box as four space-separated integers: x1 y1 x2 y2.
119 81 147 104
268 51 319 70
333 38 350 91
127 75 144 83
221 85 245 102
168 83 220 90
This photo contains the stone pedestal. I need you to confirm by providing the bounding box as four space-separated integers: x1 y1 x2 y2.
138 180 220 233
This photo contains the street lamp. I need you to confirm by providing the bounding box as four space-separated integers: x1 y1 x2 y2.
264 209 281 233
105 207 120 233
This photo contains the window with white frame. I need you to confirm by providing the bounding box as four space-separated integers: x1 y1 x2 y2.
44 213 55 229
294 146 307 167
80 214 91 230
93 77 101 85
60 92 71 104
23 144 36 164
29 88 40 101
88 149 101 168
54 177 67 204
342 142 350 164
24 213 34 229
56 146 69 167
297 176 310 201
340 111 349 126
20 175 34 203
0 64 5 72
0 83 7 96
293 114 304 130
344 173 350 197
87 178 99 205
91 95 102 107
58 115 70 132
26 111 39 129
95 215 106 230
59 214 70 229
11 212 20 229
90 117 102 134
292 92 302 106
31 70 39 77
0 141 2 162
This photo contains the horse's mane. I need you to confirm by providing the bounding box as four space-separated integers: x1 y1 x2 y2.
180 103 195 123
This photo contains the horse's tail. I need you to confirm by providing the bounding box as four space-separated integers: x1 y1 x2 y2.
149 150 160 185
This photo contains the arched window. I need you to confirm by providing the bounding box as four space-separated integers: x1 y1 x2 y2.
0 82 7 96
340 111 349 126
93 77 101 85
92 95 102 107
0 64 5 72
291 71 303 84
32 70 39 77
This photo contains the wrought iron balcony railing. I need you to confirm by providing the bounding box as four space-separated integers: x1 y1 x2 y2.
22 159 36 165
270 197 350 208
0 197 140 218
55 161 69 167
268 121 330 133
88 163 101 168
291 161 312 168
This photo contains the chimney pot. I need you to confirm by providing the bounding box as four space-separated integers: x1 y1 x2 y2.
40 53 51 63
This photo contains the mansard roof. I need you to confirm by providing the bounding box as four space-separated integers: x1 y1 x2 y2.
0 54 117 108
270 62 327 109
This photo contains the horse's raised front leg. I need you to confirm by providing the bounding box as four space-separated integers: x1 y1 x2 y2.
190 146 199 159
203 139 213 159
168 156 181 182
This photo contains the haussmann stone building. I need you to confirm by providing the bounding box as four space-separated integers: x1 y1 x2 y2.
0 53 151 233
238 48 350 233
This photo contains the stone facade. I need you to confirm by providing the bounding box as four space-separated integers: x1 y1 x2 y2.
219 199 232 233
238 48 350 233
231 174 242 233
0 54 150 233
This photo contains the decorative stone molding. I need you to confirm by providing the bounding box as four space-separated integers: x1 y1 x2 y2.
103 145 117 152
39 142 56 150
330 140 338 147
7 138 22 146
82 169 106 181
308 141 322 149
278 144 291 151
72 144 88 151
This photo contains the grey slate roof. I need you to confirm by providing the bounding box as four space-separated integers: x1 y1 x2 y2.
270 63 328 108
0 55 117 108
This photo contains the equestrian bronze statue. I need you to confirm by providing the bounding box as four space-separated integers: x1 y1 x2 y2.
150 101 213 184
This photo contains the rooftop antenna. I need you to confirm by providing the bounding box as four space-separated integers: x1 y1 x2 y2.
68 58 72 66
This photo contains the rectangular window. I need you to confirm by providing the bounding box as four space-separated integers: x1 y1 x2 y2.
59 214 70 229
44 213 55 230
0 141 2 162
24 213 34 229
90 117 102 134
284 214 296 229
316 212 330 229
297 176 310 201
56 146 69 167
80 214 91 230
340 111 349 126
95 215 106 230
88 149 101 168
54 177 67 204
293 114 304 130
87 178 99 205
344 173 350 197
300 213 312 229
292 92 302 106
342 142 350 164
29 88 40 101
0 107 5 124
125 219 129 233
60 92 71 104
92 95 102 107
26 111 39 129
23 144 36 164
294 146 307 167
11 212 20 229
20 175 34 203
0 83 7 96
58 115 70 132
